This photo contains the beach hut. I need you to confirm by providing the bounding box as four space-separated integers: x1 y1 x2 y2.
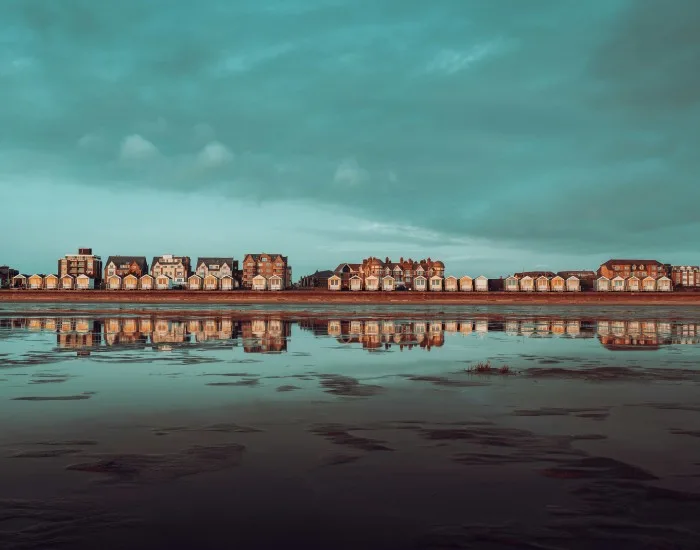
536 276 550 292
612 276 625 292
642 276 656 292
12 274 28 289
44 274 59 290
28 274 44 290
269 275 283 291
155 275 172 290
60 274 74 290
596 276 610 291
382 275 395 291
76 275 94 290
459 276 473 291
657 276 672 292
565 276 581 292
349 275 362 291
252 275 267 291
107 275 122 290
444 276 458 292
627 276 640 292
474 276 489 292
429 275 443 292
365 275 379 291
139 274 154 290
328 274 342 291
188 274 203 291
504 276 519 292
123 274 138 290
550 276 565 292
520 276 534 292
220 275 233 291
203 274 219 290
413 275 427 291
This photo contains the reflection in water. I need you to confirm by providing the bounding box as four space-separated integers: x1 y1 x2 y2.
1 314 700 354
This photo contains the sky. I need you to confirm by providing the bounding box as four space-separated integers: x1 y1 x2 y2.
1 0 699 278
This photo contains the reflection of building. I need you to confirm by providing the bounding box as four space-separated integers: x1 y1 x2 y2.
56 319 102 352
241 319 290 353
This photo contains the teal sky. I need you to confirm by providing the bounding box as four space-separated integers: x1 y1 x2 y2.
2 0 698 278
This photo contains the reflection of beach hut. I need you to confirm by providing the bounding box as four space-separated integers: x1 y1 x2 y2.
444 276 458 292
28 274 44 290
627 276 640 292
12 274 27 289
252 275 267 291
597 320 610 336
44 274 59 290
203 274 218 290
350 320 362 335
550 276 565 292
430 276 443 291
123 274 138 290
551 320 566 335
269 275 283 291
188 274 202 291
155 275 172 290
612 276 625 292
349 276 362 291
107 275 122 290
413 275 427 291
475 320 488 334
365 275 379 291
460 321 473 335
382 275 395 291
504 276 519 292
139 274 154 290
642 276 656 291
596 276 610 291
565 276 580 292
520 276 534 292
566 321 581 336
328 320 341 337
657 276 672 291
60 274 74 290
220 275 233 291
445 321 458 333
536 276 550 292
76 274 93 290
459 276 473 291
328 274 342 291
475 276 489 292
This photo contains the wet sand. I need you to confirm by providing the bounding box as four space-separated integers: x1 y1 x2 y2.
3 289 700 306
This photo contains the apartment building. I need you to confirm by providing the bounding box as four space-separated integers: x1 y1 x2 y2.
58 248 103 286
241 254 290 289
597 259 666 280
150 255 192 287
671 266 700 288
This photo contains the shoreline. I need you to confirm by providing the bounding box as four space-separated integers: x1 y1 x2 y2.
2 289 700 306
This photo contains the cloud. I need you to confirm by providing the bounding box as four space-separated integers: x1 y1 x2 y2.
119 134 159 161
426 43 495 75
77 133 102 150
333 158 368 186
197 141 234 168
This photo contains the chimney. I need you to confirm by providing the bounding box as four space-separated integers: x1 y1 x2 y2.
385 256 390 264
79 248 92 255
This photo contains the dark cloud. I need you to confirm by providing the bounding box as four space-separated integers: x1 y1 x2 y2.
1 0 699 261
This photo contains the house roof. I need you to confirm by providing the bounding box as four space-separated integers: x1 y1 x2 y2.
558 270 596 278
514 271 557 278
106 256 148 272
312 269 335 278
196 257 235 269
151 255 190 269
601 259 664 268
245 254 288 262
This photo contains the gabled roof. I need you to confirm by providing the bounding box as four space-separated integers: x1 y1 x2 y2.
188 274 202 280
445 275 458 280
140 273 154 279
123 273 139 279
475 275 488 280
106 256 148 272
196 257 235 269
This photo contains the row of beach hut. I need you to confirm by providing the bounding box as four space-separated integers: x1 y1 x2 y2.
327 275 489 291
503 275 672 292
12 273 241 291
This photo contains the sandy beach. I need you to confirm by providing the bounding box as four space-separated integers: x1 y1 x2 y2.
2 289 700 306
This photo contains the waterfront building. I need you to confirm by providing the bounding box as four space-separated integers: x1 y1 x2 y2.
58 248 102 287
598 259 666 280
104 256 149 280
242 254 290 289
151 255 191 287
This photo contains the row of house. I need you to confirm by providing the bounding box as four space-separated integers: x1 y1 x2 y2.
327 274 489 291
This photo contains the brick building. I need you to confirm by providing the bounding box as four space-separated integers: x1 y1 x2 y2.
334 257 445 290
0 265 19 288
670 266 700 288
597 259 667 280
58 248 103 286
241 254 290 289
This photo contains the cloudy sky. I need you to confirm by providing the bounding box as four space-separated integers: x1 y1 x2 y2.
2 0 698 277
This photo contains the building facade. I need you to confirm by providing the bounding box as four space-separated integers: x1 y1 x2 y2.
58 248 102 286
104 256 149 280
241 254 290 289
150 255 191 286
299 270 335 288
0 266 19 288
334 257 445 290
598 260 666 280
195 257 239 282
671 266 700 288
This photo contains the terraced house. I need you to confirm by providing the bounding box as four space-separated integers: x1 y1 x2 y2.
104 256 149 280
195 257 238 280
241 254 290 290
150 255 191 287
334 257 445 290
597 259 667 280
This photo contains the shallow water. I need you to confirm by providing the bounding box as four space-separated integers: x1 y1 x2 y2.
1 304 699 549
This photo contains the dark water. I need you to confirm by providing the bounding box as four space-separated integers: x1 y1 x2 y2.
1 304 699 549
